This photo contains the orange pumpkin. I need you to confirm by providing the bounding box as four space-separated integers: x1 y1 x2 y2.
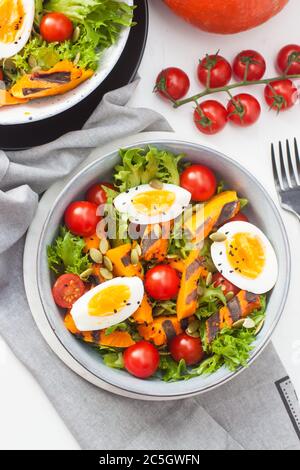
0 89 28 107
163 0 289 34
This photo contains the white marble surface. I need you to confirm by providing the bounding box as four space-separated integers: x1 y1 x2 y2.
1 0 300 450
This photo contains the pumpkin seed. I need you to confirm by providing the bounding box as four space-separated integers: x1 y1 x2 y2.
73 52 81 65
72 26 81 43
186 319 201 334
89 248 103 264
99 237 109 255
186 330 200 338
28 55 37 68
153 224 162 238
100 267 113 280
31 66 42 73
130 248 139 266
209 232 227 243
225 291 234 301
232 319 245 329
255 319 265 336
135 244 142 257
197 285 204 297
80 268 94 281
166 254 178 259
149 179 163 190
243 318 256 329
103 255 113 272
206 272 213 286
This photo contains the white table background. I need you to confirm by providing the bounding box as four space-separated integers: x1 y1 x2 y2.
1 0 300 450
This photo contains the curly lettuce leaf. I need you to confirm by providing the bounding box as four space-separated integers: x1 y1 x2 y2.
47 226 91 275
102 352 124 369
159 356 190 382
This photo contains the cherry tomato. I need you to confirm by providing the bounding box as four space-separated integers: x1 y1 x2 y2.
169 333 204 366
180 164 217 202
198 54 232 89
0 69 3 81
212 272 240 297
52 274 85 309
277 44 300 75
86 182 114 207
124 341 160 379
233 50 266 81
155 67 190 101
64 201 100 237
40 13 74 43
227 93 261 127
194 100 228 135
228 213 249 223
264 79 298 112
145 265 180 301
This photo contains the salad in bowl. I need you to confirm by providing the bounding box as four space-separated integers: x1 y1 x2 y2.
47 145 278 382
0 0 134 115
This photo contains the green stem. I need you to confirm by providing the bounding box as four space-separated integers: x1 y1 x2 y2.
173 74 300 108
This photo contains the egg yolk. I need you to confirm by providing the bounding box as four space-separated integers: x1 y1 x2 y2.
88 285 131 317
226 232 266 279
132 190 175 216
0 0 25 44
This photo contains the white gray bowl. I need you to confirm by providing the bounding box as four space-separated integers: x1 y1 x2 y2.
25 135 290 400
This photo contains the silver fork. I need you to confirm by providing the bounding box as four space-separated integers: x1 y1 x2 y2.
271 138 300 221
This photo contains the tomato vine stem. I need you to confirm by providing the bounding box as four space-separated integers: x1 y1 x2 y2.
173 73 300 108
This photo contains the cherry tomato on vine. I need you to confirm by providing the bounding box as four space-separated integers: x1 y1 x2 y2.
212 273 240 297
194 100 228 135
64 201 100 237
233 50 266 81
145 265 180 301
227 93 261 127
228 212 249 223
198 54 232 89
124 341 160 379
169 333 204 366
155 67 190 101
86 183 114 207
180 164 217 202
264 79 298 112
52 274 85 309
277 44 300 75
40 13 74 43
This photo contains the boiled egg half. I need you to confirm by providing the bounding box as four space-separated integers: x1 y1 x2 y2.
114 183 191 225
0 0 34 60
71 277 144 331
211 221 278 294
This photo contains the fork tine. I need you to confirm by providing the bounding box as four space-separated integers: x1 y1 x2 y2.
294 138 300 185
286 139 297 188
271 143 283 192
279 141 289 190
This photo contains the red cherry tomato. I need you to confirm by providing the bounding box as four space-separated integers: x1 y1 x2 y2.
124 341 160 379
155 67 190 101
228 213 249 223
264 79 298 112
86 183 114 207
169 333 204 366
194 100 228 135
180 164 217 202
145 265 180 301
52 274 85 309
233 50 266 81
212 272 240 297
198 54 232 89
0 69 3 81
40 13 73 43
64 201 100 237
277 44 300 75
227 93 261 127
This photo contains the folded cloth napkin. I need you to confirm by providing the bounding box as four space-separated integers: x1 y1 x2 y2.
0 80 299 450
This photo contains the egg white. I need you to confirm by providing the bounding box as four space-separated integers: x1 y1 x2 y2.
0 0 35 60
211 221 278 294
114 183 191 225
71 277 144 332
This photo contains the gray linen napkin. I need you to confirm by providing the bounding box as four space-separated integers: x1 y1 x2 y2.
0 80 299 450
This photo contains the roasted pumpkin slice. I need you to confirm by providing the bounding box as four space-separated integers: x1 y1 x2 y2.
167 258 186 273
141 222 170 263
0 89 28 107
83 233 100 253
106 243 143 278
138 316 183 346
184 191 240 243
206 290 261 343
11 61 93 100
133 294 153 325
176 250 206 321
